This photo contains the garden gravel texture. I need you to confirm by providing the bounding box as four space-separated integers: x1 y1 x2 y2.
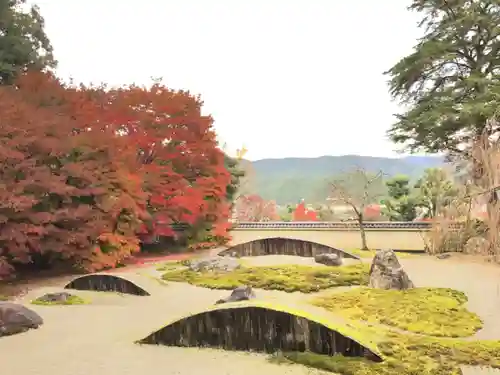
0 254 499 375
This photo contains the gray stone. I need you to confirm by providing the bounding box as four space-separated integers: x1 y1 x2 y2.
188 256 240 272
368 249 414 290
0 302 43 336
314 253 343 266
36 292 74 303
436 253 452 259
215 285 256 304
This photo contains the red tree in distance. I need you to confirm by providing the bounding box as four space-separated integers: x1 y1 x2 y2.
292 201 318 221
364 204 382 221
306 210 318 221
234 195 278 221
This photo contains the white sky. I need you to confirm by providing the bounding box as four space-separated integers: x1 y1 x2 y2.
32 0 423 161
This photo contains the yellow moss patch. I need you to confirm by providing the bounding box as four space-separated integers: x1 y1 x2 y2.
31 295 89 306
280 330 500 375
162 264 370 293
313 287 483 337
156 261 184 272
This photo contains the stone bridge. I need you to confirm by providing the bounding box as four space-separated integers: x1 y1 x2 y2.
226 221 451 251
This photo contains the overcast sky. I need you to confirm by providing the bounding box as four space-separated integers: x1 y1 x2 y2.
32 0 423 161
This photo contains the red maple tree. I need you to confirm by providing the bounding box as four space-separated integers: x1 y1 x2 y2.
0 72 233 278
101 83 231 242
0 73 148 276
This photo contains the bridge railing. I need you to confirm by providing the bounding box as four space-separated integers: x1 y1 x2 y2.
170 221 464 231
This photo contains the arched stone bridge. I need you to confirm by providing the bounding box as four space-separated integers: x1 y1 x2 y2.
225 221 457 252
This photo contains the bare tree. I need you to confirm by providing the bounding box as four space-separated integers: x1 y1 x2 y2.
423 119 500 261
329 168 385 250
469 122 500 261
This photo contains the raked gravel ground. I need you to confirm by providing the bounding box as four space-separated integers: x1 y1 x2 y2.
1 254 500 375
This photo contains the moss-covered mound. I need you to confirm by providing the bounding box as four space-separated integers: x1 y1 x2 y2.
313 287 483 337
162 264 370 293
280 330 500 375
31 294 89 306
138 300 383 361
156 261 184 272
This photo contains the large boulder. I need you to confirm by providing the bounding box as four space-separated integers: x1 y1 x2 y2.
368 249 414 290
314 253 343 266
216 285 256 304
0 302 43 336
188 256 240 273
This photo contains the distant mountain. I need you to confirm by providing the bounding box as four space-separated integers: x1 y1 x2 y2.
245 155 445 205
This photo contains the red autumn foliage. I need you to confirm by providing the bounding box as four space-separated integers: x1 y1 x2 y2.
0 72 232 279
234 195 278 222
292 201 318 221
306 210 318 221
100 84 231 242
364 204 382 220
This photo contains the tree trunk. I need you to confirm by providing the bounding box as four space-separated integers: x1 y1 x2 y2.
358 215 368 250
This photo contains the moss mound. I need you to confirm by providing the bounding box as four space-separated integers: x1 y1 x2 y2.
139 300 383 360
156 261 184 272
313 287 482 337
31 295 89 306
162 264 369 293
280 331 500 375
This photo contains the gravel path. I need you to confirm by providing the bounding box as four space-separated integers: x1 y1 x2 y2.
240 254 361 267
0 270 330 375
0 255 499 375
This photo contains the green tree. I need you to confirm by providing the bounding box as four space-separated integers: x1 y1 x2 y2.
415 168 458 218
315 205 336 221
386 1 500 156
384 175 419 221
224 154 245 205
278 205 293 221
386 174 412 199
0 0 56 84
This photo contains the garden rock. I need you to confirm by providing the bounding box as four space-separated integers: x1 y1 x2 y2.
0 302 43 336
215 285 256 304
436 253 452 259
188 256 240 272
36 292 74 303
314 253 342 266
369 249 414 290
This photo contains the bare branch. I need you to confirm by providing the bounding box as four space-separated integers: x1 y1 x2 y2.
329 167 385 217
